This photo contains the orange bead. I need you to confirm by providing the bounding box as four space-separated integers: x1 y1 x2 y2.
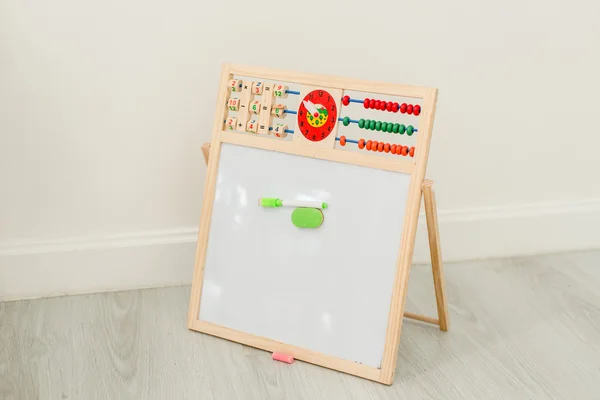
401 146 408 156
395 145 402 155
391 144 397 154
409 146 415 157
358 139 365 149
340 136 346 146
372 141 378 152
384 143 390 153
377 142 384 152
366 140 372 150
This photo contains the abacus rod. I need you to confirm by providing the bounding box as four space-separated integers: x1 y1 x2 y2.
268 127 295 134
284 110 297 115
338 117 419 132
348 98 363 104
335 137 359 144
285 90 300 95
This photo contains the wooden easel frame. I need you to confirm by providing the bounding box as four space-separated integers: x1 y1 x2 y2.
189 64 448 385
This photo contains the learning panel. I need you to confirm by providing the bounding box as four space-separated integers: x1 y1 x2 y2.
222 78 421 158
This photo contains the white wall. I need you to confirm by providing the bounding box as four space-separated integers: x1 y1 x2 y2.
1 0 599 300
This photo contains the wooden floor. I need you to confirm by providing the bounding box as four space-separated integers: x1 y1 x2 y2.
1 250 599 399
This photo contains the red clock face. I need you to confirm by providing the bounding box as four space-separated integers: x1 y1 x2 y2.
297 89 338 142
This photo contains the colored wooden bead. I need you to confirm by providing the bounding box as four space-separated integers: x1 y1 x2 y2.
413 105 421 116
401 146 409 156
375 121 381 131
384 143 390 153
372 141 378 151
358 119 365 128
246 119 258 133
409 147 415 157
369 120 376 130
398 124 406 134
387 123 394 133
377 142 384 152
380 101 387 110
228 98 240 111
393 123 400 133
225 117 237 131
381 122 388 132
406 125 414 136
358 139 365 149
273 123 288 138
369 99 376 109
339 135 347 146
252 82 264 95
273 84 288 98
271 104 287 118
407 104 414 115
366 140 372 150
363 98 370 108
386 102 393 112
375 100 381 110
392 102 399 112
395 145 402 155
342 96 350 106
391 144 397 154
400 103 407 113
342 116 350 126
228 79 242 92
250 100 261 115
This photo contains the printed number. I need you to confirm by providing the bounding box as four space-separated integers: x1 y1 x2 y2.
321 132 324 138
312 135 316 140
252 105 256 110
319 90 323 97
331 105 335 111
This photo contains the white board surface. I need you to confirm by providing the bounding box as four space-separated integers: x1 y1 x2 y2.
199 143 411 368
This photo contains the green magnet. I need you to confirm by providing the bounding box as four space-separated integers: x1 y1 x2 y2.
291 208 324 229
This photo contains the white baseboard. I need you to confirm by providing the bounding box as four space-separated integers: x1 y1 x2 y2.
2 199 599 301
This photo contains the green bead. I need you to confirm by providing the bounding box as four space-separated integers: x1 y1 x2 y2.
381 122 387 132
358 119 365 128
398 124 406 134
375 121 381 131
369 120 376 130
393 123 400 133
343 116 350 126
406 125 414 136
387 122 394 133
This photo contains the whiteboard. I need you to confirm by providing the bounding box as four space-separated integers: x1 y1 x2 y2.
198 143 411 368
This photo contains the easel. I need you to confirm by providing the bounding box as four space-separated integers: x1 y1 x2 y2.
200 142 448 332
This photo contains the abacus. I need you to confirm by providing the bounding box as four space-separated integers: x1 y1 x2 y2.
190 64 447 386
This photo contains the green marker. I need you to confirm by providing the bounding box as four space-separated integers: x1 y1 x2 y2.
259 197 328 210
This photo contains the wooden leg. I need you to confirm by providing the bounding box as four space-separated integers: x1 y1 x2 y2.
200 142 449 331
422 180 449 331
201 143 211 165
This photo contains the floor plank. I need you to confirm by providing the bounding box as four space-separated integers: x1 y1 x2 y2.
1 250 599 399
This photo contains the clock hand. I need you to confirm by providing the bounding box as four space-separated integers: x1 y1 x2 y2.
303 100 320 118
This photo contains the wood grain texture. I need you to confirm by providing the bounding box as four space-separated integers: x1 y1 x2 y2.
2 250 599 399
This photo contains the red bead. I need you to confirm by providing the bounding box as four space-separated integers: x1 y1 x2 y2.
386 102 393 112
375 100 381 110
380 101 387 110
369 99 376 109
363 98 369 108
342 96 350 106
392 102 399 112
400 103 407 113
407 104 414 114
413 105 421 116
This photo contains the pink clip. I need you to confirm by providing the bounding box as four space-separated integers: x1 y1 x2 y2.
272 352 294 364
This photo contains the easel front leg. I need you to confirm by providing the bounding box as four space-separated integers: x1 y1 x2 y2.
422 180 449 331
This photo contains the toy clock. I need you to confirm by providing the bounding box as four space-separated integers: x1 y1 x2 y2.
293 86 343 148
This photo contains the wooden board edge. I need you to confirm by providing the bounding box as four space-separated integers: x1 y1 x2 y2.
189 319 385 384
378 87 439 384
230 64 430 99
219 130 415 174
187 63 232 328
